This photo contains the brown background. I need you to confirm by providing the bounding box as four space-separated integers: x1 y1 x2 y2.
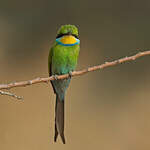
0 0 150 150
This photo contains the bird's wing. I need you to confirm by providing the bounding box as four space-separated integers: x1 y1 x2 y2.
48 47 53 76
48 47 56 93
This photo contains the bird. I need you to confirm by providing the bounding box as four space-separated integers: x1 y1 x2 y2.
48 25 80 144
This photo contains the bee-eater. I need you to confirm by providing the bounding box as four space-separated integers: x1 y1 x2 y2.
48 25 80 144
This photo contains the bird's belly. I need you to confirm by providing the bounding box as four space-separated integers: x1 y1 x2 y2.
53 65 70 75
52 55 76 75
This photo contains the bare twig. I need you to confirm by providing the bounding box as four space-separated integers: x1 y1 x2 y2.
0 50 150 92
0 90 23 100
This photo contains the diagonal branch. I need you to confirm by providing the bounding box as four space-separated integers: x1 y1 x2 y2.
0 50 150 91
0 90 23 100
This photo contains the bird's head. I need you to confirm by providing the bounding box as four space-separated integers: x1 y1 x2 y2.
57 24 79 38
56 25 80 46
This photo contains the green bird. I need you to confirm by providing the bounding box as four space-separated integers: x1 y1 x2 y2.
48 25 80 144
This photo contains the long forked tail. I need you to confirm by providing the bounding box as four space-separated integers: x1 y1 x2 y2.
54 94 66 144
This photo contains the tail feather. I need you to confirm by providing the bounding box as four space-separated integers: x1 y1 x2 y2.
54 113 58 142
54 94 66 144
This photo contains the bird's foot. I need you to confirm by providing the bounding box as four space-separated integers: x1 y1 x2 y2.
53 75 58 80
68 71 73 79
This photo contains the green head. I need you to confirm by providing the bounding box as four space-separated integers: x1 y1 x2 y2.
56 25 79 39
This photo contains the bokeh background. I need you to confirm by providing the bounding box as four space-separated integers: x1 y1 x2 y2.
0 0 150 150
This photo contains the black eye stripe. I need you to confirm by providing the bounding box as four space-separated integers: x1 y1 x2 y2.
72 34 79 39
56 33 66 38
56 33 79 39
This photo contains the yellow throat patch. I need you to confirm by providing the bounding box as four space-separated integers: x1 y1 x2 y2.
60 35 77 44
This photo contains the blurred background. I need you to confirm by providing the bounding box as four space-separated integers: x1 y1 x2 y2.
0 0 150 150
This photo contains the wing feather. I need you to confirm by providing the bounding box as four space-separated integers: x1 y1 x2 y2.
48 47 56 93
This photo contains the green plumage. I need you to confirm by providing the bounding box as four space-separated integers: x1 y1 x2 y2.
48 25 80 144
50 43 79 75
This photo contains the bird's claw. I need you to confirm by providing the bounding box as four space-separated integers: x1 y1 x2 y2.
53 75 58 80
68 71 73 78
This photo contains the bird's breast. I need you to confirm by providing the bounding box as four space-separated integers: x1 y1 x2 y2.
52 45 79 75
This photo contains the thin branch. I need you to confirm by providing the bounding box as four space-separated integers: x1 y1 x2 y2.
0 90 23 100
0 50 150 91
